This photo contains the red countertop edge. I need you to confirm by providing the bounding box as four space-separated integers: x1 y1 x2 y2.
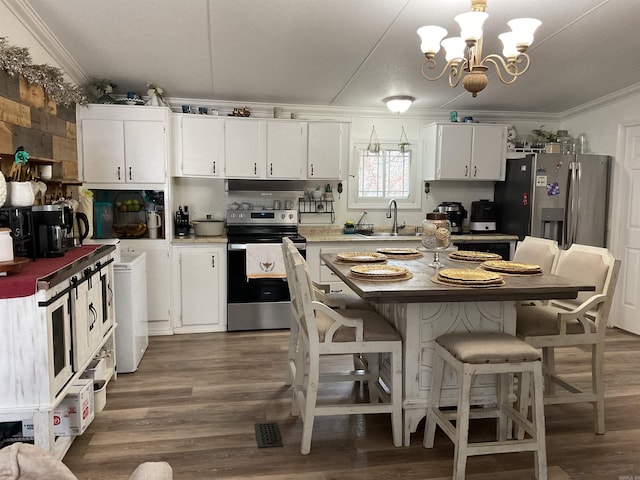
0 245 103 300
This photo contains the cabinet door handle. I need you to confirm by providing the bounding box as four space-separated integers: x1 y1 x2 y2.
464 165 469 177
473 165 477 177
89 303 97 330
117 166 121 180
212 161 216 174
128 166 132 180
310 164 314 176
211 256 215 268
254 162 257 175
269 163 273 175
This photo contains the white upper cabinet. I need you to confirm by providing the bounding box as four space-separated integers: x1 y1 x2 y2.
173 115 223 177
78 105 169 185
266 121 306 179
223 119 266 178
307 122 349 180
423 123 507 181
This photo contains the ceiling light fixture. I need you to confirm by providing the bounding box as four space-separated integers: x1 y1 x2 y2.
417 0 541 97
384 95 415 113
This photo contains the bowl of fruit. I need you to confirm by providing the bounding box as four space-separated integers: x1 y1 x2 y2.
113 192 146 237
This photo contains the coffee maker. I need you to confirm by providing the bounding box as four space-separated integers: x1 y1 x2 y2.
32 205 73 257
434 202 467 233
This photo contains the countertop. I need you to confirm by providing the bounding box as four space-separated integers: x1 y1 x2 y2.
0 244 116 299
172 235 227 244
299 226 518 243
170 228 518 244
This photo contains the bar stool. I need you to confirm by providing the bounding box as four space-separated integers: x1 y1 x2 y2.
424 332 547 480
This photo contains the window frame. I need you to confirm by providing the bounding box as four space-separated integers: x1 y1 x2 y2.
347 140 423 210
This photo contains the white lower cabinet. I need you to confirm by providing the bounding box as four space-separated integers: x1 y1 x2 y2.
172 245 227 333
120 242 172 335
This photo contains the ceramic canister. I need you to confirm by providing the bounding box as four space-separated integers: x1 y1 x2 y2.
0 228 14 262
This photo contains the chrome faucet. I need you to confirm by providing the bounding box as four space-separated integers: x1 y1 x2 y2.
386 199 405 235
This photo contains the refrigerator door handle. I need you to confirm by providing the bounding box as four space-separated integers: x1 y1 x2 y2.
567 161 579 247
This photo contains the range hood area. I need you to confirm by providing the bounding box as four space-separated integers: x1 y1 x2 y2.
225 179 306 192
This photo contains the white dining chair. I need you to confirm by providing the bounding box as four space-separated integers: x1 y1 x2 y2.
286 244 403 454
516 244 621 434
513 236 560 274
282 238 371 387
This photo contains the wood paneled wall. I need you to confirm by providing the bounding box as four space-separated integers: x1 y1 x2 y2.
0 69 78 188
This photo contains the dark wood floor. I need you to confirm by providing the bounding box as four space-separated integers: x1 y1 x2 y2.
63 327 640 480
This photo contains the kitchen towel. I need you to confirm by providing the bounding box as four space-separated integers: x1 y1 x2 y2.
246 243 287 279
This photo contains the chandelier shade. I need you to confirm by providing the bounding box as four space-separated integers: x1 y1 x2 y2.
417 0 541 97
384 95 415 113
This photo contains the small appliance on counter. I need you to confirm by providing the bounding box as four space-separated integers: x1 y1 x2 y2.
0 206 36 258
174 205 190 236
469 200 497 233
32 204 72 257
434 202 467 233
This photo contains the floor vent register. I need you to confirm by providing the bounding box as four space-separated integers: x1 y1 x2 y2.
255 422 283 448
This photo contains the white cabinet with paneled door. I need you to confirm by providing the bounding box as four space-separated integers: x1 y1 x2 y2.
171 244 227 333
173 114 223 177
307 122 349 180
120 241 172 336
77 105 169 185
422 123 507 181
266 121 306 179
223 118 266 178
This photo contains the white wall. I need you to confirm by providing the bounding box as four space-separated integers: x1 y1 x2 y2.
0 2 62 69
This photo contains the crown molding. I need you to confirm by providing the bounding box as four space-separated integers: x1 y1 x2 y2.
3 0 88 85
163 96 557 123
560 83 640 120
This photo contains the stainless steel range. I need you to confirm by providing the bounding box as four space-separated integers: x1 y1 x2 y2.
226 208 306 331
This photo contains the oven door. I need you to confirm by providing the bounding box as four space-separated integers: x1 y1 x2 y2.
227 241 305 331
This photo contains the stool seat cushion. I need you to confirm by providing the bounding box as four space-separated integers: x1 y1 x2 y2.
437 332 542 364
316 309 401 343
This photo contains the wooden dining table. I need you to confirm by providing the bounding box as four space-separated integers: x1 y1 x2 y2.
320 251 595 445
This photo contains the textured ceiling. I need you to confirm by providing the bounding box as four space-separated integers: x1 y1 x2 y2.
24 0 640 114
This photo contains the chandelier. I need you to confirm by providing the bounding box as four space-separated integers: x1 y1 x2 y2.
417 0 541 97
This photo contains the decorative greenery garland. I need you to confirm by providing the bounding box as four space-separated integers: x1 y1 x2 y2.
0 36 87 106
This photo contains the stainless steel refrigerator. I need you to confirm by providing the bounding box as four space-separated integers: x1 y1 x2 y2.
494 153 610 248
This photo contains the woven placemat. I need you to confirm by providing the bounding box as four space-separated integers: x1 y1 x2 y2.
431 275 505 288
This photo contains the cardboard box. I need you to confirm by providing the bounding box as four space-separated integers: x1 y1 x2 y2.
23 379 95 437
54 379 94 436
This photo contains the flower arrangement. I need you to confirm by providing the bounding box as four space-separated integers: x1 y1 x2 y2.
91 79 116 96
0 36 87 106
532 125 557 144
146 83 165 105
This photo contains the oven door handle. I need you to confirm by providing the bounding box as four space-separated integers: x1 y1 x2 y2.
228 243 247 251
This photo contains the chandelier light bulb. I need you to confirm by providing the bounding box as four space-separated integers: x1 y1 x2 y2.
507 18 541 49
455 11 488 43
441 37 467 62
417 26 448 56
384 96 415 114
498 32 519 59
